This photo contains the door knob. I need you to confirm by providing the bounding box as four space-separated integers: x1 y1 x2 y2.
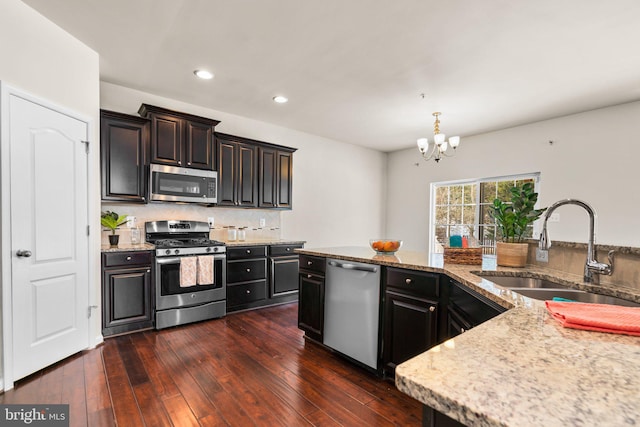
16 250 32 258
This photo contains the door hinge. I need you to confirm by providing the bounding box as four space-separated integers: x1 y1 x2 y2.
88 305 98 318
87 225 90 236
81 140 90 154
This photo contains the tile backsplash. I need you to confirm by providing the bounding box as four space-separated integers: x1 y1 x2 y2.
100 203 282 246
526 241 640 292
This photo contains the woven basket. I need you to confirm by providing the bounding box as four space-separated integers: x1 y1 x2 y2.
443 247 483 265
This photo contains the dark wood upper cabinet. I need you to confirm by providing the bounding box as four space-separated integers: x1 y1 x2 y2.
100 110 150 203
216 134 258 207
259 146 295 209
138 104 219 170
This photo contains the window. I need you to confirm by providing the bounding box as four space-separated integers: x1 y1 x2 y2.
431 173 540 254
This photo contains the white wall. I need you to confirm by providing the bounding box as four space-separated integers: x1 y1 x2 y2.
100 82 387 248
0 0 100 385
387 101 640 251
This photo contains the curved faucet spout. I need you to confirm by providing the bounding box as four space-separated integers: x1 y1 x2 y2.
538 199 613 283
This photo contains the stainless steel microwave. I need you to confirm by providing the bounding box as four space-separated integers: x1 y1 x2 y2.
149 164 217 204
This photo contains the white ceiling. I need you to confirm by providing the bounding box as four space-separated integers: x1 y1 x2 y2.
22 0 640 152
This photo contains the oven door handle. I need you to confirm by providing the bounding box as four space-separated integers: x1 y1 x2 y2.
156 257 182 265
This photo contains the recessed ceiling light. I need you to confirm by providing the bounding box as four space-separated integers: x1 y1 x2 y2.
194 69 214 80
273 96 288 104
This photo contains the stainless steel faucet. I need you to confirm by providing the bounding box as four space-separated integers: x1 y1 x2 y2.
538 199 614 283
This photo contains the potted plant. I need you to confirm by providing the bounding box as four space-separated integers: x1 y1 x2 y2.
490 182 546 267
101 210 128 247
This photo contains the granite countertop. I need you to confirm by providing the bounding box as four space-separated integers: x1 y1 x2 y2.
297 246 640 426
101 243 155 252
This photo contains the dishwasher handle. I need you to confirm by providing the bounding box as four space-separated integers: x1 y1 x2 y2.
328 260 378 273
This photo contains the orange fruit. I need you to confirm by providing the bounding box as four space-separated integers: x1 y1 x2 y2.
383 241 395 251
390 241 400 251
372 241 383 250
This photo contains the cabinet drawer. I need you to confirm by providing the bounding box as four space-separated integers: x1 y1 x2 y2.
103 251 152 267
386 268 440 298
299 255 325 275
227 259 267 283
227 281 267 307
269 244 303 257
227 246 267 260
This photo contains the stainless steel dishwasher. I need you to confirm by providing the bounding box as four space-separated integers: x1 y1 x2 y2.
323 258 381 369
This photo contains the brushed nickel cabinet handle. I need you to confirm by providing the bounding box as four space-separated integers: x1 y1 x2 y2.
429 306 435 312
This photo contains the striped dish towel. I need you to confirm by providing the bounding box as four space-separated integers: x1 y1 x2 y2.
179 256 197 287
197 255 214 285
545 300 640 336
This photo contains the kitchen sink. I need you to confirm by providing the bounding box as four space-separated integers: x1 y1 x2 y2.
478 275 568 289
513 288 640 307
478 274 640 307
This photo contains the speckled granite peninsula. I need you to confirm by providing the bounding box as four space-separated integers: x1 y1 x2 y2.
296 246 640 427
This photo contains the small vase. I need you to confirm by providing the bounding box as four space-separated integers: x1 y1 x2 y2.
496 242 528 267
108 234 120 247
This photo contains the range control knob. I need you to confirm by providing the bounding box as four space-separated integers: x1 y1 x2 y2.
174 249 180 255
165 249 171 255
206 247 212 253
213 247 219 252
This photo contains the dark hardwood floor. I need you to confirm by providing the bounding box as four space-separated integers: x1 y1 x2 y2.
0 303 422 426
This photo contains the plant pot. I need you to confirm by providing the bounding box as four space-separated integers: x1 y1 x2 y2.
108 234 120 247
496 242 528 267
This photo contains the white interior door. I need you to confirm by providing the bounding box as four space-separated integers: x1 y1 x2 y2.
8 93 90 381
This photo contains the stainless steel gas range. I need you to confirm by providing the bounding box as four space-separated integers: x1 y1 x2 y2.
145 220 226 329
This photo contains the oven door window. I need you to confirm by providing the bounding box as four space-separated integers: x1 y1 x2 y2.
158 257 224 295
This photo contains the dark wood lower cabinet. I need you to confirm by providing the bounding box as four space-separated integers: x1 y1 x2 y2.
447 279 507 338
298 254 325 342
422 406 466 427
383 290 438 375
102 251 154 337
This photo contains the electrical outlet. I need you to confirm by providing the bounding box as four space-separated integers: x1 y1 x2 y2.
259 218 266 227
548 213 560 222
207 217 215 228
536 248 549 263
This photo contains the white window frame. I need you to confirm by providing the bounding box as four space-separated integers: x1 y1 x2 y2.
429 172 542 255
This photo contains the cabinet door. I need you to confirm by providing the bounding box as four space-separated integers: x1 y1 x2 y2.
217 139 237 206
447 307 472 338
383 291 438 374
277 150 293 208
100 111 149 203
237 142 257 207
185 119 214 170
259 147 277 208
102 266 153 336
298 272 324 342
150 113 183 166
271 256 299 297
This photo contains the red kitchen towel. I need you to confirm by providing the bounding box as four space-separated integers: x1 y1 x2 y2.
545 301 640 336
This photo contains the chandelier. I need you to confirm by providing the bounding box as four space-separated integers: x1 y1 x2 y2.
416 112 460 163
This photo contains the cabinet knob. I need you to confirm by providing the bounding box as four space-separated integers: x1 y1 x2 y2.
405 278 412 284
429 306 435 312
286 247 291 251
126 256 132 261
246 290 251 294
246 250 251 254
246 268 251 272
461 328 466 333
307 274 312 278
146 269 151 273
307 261 313 265
187 162 191 166
178 161 182 165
